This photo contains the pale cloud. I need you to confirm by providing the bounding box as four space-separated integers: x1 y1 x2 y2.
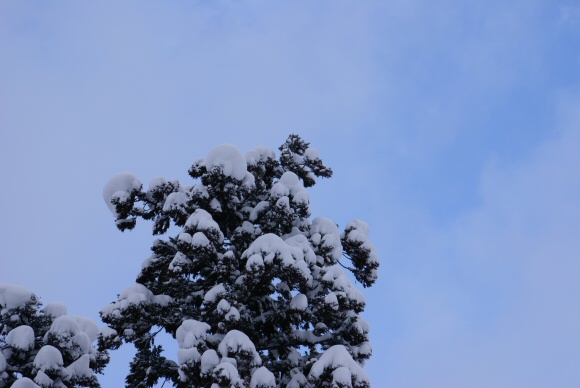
377 95 580 387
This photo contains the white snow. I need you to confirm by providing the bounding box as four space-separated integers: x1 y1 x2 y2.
43 302 67 318
332 366 352 386
176 319 210 349
303 147 319 160
0 283 33 310
101 283 172 316
201 349 220 374
66 353 93 378
322 266 365 305
210 198 222 212
204 284 226 303
217 330 262 366
270 172 308 205
287 368 308 388
225 307 240 321
33 370 54 387
185 209 224 244
290 294 308 311
311 217 343 262
212 362 242 385
162 191 188 213
250 366 276 388
148 176 166 192
6 325 35 350
12 377 40 388
246 146 276 166
245 253 264 272
191 232 211 247
249 201 269 222
169 252 192 272
205 144 248 181
49 315 80 336
217 299 231 314
324 292 339 309
103 173 142 215
0 351 6 372
72 332 92 354
72 316 100 342
308 345 369 386
178 347 201 365
34 345 64 371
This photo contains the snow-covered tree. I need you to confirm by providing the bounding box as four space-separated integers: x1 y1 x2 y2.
0 284 110 387
101 134 379 387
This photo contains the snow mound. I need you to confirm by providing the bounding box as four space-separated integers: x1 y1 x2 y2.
101 283 172 317
308 345 369 386
12 378 40 388
176 319 210 349
311 217 342 262
218 330 262 366
250 366 276 388
6 325 35 350
205 144 247 181
246 146 276 166
103 173 142 215
0 283 33 310
34 345 63 371
66 353 92 378
43 302 67 318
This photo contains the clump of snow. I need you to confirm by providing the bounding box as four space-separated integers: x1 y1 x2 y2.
322 266 365 305
311 217 342 263
225 307 240 321
201 349 220 374
332 366 352 385
0 351 6 372
250 366 276 388
212 362 242 386
12 378 40 388
303 147 319 160
217 299 231 314
0 283 33 310
33 345 64 371
162 191 188 213
101 283 172 317
290 294 307 311
270 172 309 205
102 173 142 215
185 209 224 244
288 368 308 388
246 146 276 166
43 302 67 318
34 370 54 386
218 330 262 366
205 144 248 181
66 354 92 378
176 319 210 349
148 176 166 192
308 345 369 386
204 284 226 303
49 315 80 336
6 325 35 350
191 232 211 247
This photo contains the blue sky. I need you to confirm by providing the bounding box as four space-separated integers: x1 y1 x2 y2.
1 1 580 386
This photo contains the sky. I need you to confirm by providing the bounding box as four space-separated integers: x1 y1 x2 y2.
1 1 580 386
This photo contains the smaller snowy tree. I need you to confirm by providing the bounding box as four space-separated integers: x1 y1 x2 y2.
0 283 110 387
101 134 379 387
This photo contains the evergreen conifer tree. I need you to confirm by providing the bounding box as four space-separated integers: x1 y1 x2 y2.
100 135 379 387
0 284 110 387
